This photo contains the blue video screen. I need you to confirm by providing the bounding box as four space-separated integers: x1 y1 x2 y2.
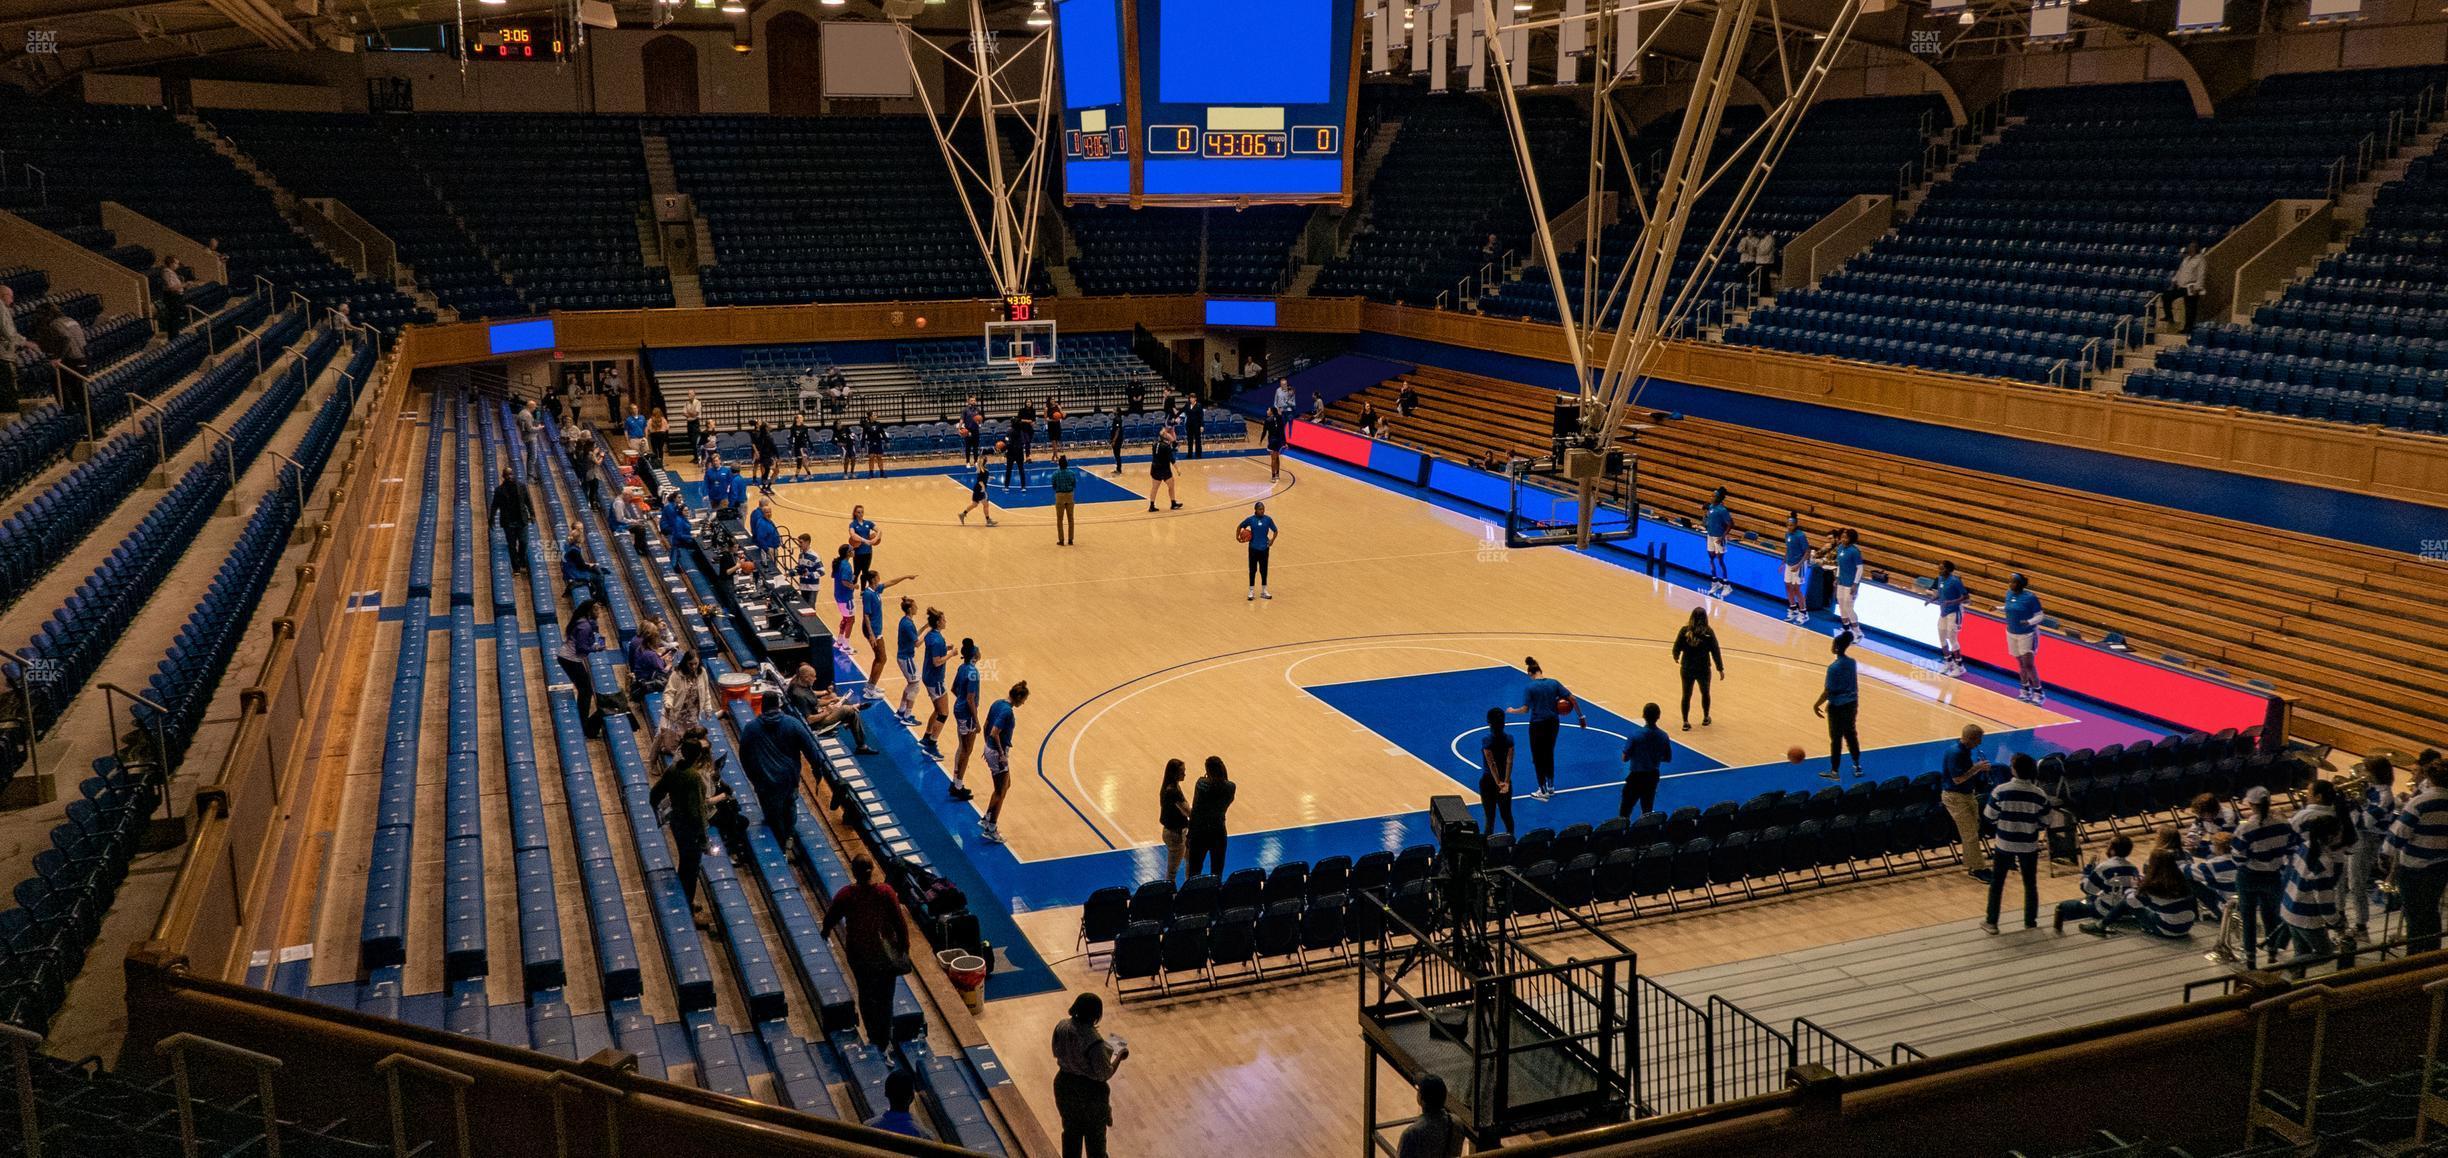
487 318 555 355
1056 0 1123 109
1157 0 1332 105
1204 299 1279 327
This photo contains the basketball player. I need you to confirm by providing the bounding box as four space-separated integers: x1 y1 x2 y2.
920 608 952 760
834 415 856 479
894 596 925 724
862 412 887 478
949 639 983 800
1934 560 1968 675
1505 658 1586 802
1108 413 1127 475
2002 573 2046 702
958 455 999 527
976 681 1031 845
1146 427 1181 513
1830 528 1864 634
1702 488 1732 596
848 505 879 576
860 569 918 704
788 416 813 477
1780 512 1811 624
1262 406 1288 481
1813 631 1864 780
1238 501 1280 601
1002 423 1029 490
960 396 983 466
830 543 859 638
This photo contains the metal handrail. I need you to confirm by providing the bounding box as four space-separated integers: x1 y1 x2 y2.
96 681 177 825
51 361 97 444
375 1053 475 1158
156 1032 284 1158
0 1012 38 1157
123 388 169 467
2 645 48 777
1890 1040 1927 1065
22 164 42 208
1790 1016 1884 1076
547 1070 627 1158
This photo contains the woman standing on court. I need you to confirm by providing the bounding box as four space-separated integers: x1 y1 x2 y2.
829 543 859 639
859 569 917 698
949 639 985 800
1046 396 1065 449
1262 405 1288 482
1051 993 1126 1158
1158 760 1192 883
960 453 999 527
848 504 880 577
1146 427 1181 513
1186 756 1236 877
1108 411 1127 475
1506 658 1584 802
920 608 955 762
1478 708 1516 837
1671 608 1726 730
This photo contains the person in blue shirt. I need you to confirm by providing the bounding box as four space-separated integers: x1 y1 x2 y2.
728 467 751 514
1780 512 1811 624
1617 703 1672 820
847 504 880 576
1829 528 1863 634
959 457 998 527
658 495 695 552
738 691 825 846
1478 707 1516 837
1940 724 1993 882
920 608 954 760
829 544 859 638
949 639 985 801
1505 657 1585 802
1933 560 1969 676
977 681 1030 845
623 405 647 452
1811 631 1864 780
864 1069 935 1141
748 499 782 568
858 568 917 701
1238 501 1281 601
2000 572 2045 703
1702 488 1733 597
892 595 924 724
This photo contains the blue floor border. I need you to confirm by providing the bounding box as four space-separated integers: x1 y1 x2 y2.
1350 331 2448 557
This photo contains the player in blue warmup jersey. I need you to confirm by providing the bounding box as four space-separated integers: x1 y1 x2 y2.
976 682 1031 845
1702 488 1733 597
1934 560 1969 675
830 544 859 638
859 569 917 704
1812 632 1865 780
1238 502 1281 601
893 596 925 724
959 454 999 527
1780 512 1811 623
2001 573 2046 702
920 608 954 760
848 505 880 576
1829 529 1864 634
949 639 984 800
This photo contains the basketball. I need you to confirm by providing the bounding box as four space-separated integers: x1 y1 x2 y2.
1237 525 1252 543
914 315 928 329
1555 695 1575 715
1786 746 1807 763
994 439 1007 454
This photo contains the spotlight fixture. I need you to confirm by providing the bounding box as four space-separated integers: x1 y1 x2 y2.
719 1 743 12
1026 1 1050 25
1957 9 1974 21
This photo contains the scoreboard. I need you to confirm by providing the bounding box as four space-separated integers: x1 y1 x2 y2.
1054 0 1358 207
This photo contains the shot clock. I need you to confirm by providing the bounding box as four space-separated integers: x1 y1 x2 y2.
1053 0 1358 207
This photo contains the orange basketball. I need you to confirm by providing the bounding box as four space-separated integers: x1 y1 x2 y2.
914 316 929 329
1786 746 1807 763
1555 695 1575 715
1237 525 1252 543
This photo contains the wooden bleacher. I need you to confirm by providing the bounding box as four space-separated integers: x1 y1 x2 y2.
1330 365 2448 757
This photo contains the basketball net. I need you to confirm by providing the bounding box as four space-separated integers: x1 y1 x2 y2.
1015 353 1037 379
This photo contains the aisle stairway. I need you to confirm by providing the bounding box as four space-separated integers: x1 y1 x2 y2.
1325 368 2448 756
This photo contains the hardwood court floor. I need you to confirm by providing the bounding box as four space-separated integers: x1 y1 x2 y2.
743 451 2063 866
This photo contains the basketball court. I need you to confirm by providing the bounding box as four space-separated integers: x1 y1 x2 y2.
689 441 2168 919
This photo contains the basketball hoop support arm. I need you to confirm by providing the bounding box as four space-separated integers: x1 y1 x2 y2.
898 0 1058 301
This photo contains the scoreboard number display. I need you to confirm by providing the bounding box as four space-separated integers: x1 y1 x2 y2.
1054 0 1358 207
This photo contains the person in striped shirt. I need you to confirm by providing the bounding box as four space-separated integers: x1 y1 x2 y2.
2232 786 2297 970
2349 755 2401 938
2189 830 2242 964
2132 850 2198 939
2384 759 2448 954
2278 813 2346 967
2055 834 2138 934
1982 753 2051 933
2183 792 2239 860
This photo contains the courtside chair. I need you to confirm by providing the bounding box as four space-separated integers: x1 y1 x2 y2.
1670 838 1713 907
1079 886 1129 953
1663 808 1702 846
1554 822 1593 865
1109 921 1162 996
1392 844 1438 888
1159 914 1212 993
1590 818 1631 860
1344 892 1387 950
1300 894 1348 965
1512 862 1558 932
1351 852 1394 897
1253 900 1305 975
1480 833 1516 871
1173 874 1221 927
1631 842 1677 914
1126 880 1174 929
1262 862 1308 907
1858 809 1899 877
1712 832 1757 901
1628 812 1669 850
1219 868 1266 913
1515 828 1556 867
1592 848 1638 912
1698 803 1740 843
1308 855 1351 901
1749 827 1793 892
1824 814 1866 882
1390 879 1436 936
1208 906 1259 983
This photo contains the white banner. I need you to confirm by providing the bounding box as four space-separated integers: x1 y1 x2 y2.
1461 9 1484 91
1411 0 1430 73
1558 0 1585 85
2028 0 2070 40
1370 0 1392 72
2306 0 2360 18
2174 0 2223 29
1497 1 1528 86
1428 0 1451 90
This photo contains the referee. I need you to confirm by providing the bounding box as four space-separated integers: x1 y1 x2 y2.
1238 501 1280 601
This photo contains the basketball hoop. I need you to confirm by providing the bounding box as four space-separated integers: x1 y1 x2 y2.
1015 353 1037 379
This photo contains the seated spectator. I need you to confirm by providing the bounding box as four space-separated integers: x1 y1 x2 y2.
561 531 603 603
31 303 86 377
2131 849 2197 938
2055 834 2138 934
864 1069 935 1141
2183 792 2238 859
787 664 877 755
2190 830 2242 962
626 621 671 696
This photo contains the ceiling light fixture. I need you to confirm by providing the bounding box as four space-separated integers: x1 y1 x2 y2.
1027 1 1050 25
1957 9 1975 21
